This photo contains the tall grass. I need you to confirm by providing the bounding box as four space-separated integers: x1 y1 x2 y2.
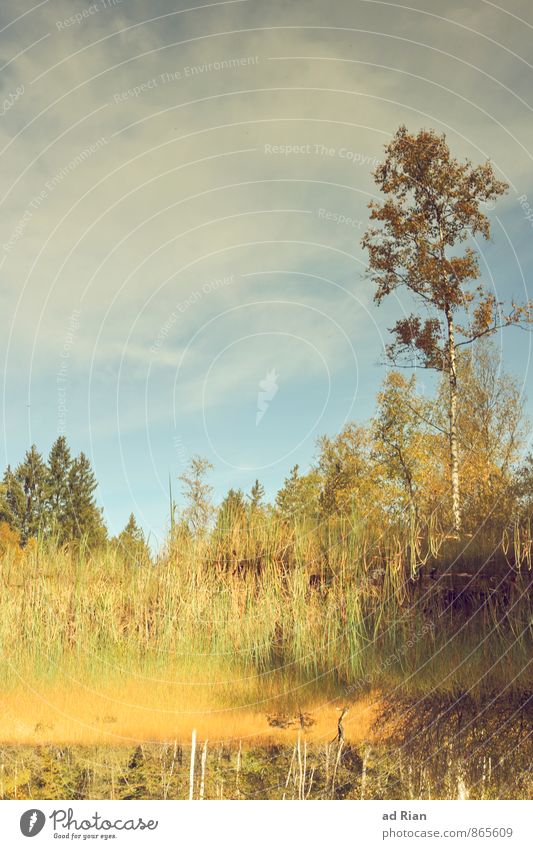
1 512 531 707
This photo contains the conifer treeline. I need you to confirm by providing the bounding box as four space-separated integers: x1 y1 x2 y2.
0 436 106 547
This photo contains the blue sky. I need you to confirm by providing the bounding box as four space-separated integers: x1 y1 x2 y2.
1 0 532 545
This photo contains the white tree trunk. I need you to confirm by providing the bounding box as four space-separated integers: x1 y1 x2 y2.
446 306 461 534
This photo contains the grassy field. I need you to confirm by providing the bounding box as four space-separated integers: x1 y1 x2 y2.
0 515 531 798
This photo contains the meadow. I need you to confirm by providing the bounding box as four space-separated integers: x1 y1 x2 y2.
0 512 531 798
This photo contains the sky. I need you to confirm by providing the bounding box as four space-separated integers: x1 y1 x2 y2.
1 0 532 545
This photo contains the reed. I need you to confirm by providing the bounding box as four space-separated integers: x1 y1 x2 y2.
0 513 531 724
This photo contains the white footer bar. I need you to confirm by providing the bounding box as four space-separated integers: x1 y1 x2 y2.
2 799 531 848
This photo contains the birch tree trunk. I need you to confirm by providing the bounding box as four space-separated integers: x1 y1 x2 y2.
446 305 461 534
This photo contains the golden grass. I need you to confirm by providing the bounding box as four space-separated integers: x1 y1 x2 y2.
0 679 379 747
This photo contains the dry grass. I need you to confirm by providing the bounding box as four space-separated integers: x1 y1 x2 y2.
0 516 531 748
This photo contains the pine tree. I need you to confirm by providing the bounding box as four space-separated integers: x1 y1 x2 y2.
115 513 150 565
119 746 148 800
276 465 320 521
216 488 246 534
67 452 106 547
15 445 49 543
0 465 26 533
46 436 72 541
248 479 265 511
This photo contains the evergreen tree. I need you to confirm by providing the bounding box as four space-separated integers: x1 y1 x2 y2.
248 479 265 511
46 436 72 540
15 445 49 543
115 513 150 565
276 465 320 521
67 452 107 547
216 488 246 534
0 465 26 533
119 746 148 800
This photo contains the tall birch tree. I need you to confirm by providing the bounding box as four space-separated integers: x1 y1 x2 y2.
362 126 532 533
